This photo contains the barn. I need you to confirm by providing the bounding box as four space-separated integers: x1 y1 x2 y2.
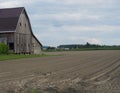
0 7 42 54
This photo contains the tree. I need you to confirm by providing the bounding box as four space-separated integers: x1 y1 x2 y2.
86 42 91 47
0 43 9 54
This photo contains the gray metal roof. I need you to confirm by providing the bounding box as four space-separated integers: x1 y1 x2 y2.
0 7 24 31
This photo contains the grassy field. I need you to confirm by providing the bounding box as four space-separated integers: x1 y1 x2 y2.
0 54 48 61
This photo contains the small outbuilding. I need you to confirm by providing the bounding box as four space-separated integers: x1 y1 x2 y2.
0 7 42 54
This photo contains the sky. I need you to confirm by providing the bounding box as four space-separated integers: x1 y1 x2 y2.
0 0 120 46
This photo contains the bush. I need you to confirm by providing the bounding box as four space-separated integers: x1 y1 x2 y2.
0 43 9 54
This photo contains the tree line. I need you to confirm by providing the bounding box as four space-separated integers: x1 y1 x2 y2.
57 42 120 50
43 42 120 51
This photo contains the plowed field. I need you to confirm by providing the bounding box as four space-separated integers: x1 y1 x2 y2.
0 50 120 93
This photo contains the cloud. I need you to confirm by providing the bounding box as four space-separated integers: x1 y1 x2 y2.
88 38 102 44
0 1 18 8
61 25 120 32
30 12 102 22
0 0 119 46
0 0 38 8
29 12 104 28
34 24 120 46
39 0 116 4
62 37 102 45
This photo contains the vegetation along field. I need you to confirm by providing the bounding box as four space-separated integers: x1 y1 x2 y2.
0 50 120 93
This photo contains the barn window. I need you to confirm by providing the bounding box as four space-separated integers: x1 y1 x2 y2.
20 23 21 26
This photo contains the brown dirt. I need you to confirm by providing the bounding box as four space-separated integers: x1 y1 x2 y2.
0 50 120 93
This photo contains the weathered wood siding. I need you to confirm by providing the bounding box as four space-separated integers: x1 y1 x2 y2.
32 36 42 54
15 10 32 53
15 10 42 54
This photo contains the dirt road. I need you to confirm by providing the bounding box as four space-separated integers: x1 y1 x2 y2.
0 50 120 93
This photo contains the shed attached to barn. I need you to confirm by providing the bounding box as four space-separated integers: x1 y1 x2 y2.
0 7 42 54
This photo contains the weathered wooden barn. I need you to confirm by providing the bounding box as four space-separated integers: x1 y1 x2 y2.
0 7 42 54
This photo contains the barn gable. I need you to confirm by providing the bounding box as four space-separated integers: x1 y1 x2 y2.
0 7 42 54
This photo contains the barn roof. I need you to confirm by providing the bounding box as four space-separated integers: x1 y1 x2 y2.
0 7 24 32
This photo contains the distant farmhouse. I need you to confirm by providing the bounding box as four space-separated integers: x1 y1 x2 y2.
0 7 42 54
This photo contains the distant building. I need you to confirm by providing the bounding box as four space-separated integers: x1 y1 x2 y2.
0 7 42 54
57 44 79 50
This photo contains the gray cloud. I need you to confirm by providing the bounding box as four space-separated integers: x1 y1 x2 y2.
0 0 120 46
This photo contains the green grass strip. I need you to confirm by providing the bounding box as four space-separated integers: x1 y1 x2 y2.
0 54 50 61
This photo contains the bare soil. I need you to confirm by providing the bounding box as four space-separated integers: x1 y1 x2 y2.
0 50 120 93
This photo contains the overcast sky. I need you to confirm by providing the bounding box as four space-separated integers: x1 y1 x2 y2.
0 0 120 46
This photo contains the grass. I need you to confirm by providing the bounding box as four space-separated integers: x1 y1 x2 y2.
27 89 40 93
0 53 49 61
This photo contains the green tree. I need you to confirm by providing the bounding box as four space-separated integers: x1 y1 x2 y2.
86 42 91 47
0 43 9 54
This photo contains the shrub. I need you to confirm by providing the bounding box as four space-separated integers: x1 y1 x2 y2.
0 43 9 54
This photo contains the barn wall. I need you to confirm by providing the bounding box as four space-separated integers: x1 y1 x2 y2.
32 36 42 54
15 10 42 54
15 10 32 54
